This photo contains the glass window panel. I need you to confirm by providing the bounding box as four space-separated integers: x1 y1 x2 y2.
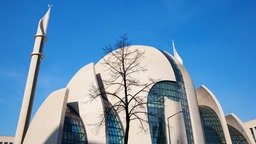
61 105 88 144
228 125 249 144
104 101 124 144
147 51 194 144
199 106 226 144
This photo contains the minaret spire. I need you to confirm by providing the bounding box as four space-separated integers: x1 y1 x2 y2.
172 40 183 65
15 6 51 144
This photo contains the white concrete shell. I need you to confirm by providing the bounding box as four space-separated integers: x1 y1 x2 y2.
95 45 177 85
244 119 256 143
23 45 217 144
226 113 253 143
67 63 106 143
95 45 178 143
165 52 205 144
23 88 68 144
196 85 232 143
164 97 187 144
94 45 205 143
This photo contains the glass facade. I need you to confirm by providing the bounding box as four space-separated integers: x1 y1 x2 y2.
62 105 88 144
147 81 175 144
105 102 124 144
199 106 226 144
147 52 194 144
96 73 124 144
228 125 249 144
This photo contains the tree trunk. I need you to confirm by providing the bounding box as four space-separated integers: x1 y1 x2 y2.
124 113 130 144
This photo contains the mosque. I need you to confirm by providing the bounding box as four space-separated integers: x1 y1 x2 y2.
10 6 256 144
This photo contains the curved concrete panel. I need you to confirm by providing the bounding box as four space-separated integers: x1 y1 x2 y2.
94 46 180 143
95 45 176 87
67 63 106 143
244 119 256 143
196 85 232 143
226 113 253 143
165 51 205 144
164 97 187 144
23 88 68 144
94 45 178 143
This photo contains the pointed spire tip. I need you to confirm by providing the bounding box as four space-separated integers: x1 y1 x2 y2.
171 40 183 65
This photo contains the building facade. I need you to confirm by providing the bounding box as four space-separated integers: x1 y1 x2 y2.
244 119 256 143
0 136 14 144
18 45 254 144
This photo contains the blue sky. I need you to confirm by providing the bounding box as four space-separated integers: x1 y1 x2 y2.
0 0 256 136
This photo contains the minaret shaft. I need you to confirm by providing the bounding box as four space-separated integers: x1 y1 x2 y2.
15 7 50 144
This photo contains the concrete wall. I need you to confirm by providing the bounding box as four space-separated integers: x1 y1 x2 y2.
93 45 206 143
67 63 106 144
0 136 14 144
174 56 205 144
23 88 68 144
164 97 187 144
244 119 256 143
196 85 232 144
226 113 253 144
95 45 178 144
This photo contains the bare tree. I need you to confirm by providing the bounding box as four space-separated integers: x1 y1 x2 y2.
90 35 154 144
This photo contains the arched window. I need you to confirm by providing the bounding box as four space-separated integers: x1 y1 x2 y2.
199 106 226 144
96 73 124 144
228 125 249 144
161 51 194 144
105 101 125 144
147 81 193 144
62 105 88 144
147 51 195 144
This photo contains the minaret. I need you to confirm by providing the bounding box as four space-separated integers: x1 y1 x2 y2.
15 6 51 144
172 40 183 65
